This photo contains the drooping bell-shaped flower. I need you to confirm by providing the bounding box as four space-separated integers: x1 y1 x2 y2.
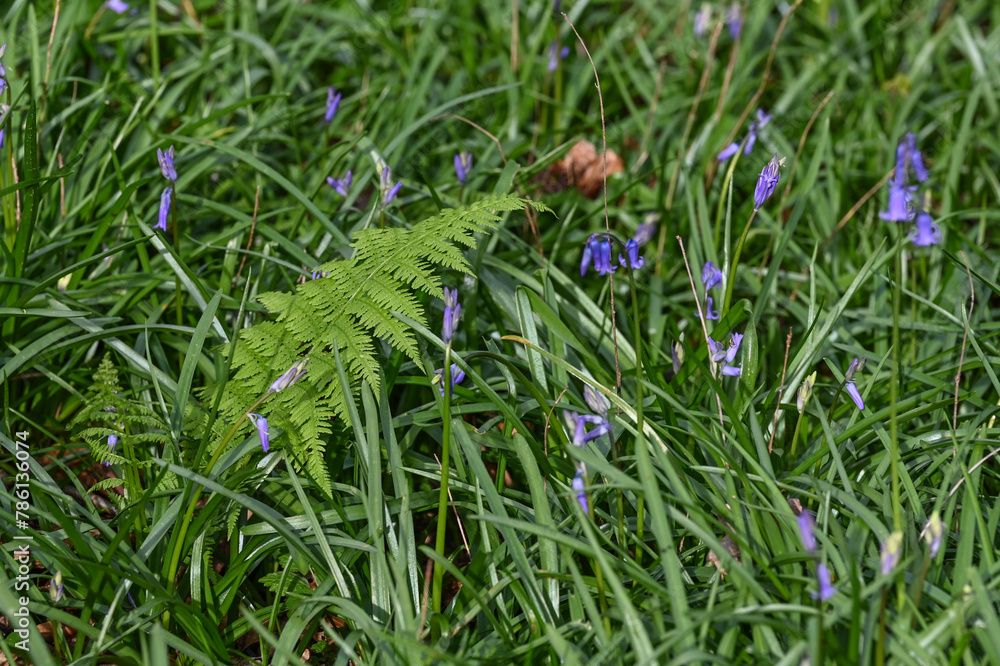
753 155 782 211
442 287 461 343
157 146 177 182
879 176 916 222
325 87 342 123
155 187 172 231
248 413 270 453
797 510 817 553
327 170 352 197
701 261 722 291
618 238 645 269
909 211 940 247
454 151 472 185
810 563 836 602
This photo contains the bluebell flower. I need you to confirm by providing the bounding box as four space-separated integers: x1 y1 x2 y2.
634 217 658 246
845 357 865 381
106 0 130 13
797 510 817 553
810 563 836 602
327 170 352 196
325 87 342 123
157 146 177 182
925 512 943 558
567 411 610 446
381 166 403 207
547 42 570 72
1 129 5 148
879 175 915 222
310 267 330 280
721 364 742 377
269 359 309 393
572 472 588 513
725 333 744 365
701 261 722 291
717 143 739 162
454 151 472 185
0 43 6 96
583 385 609 419
895 132 928 184
694 3 711 37
745 109 771 155
726 2 742 38
104 434 119 466
442 287 461 343
155 187 172 231
248 413 270 453
844 381 864 411
435 364 466 397
753 155 782 211
619 238 645 269
699 295 719 320
708 338 727 363
880 531 902 575
909 211 940 247
582 236 617 276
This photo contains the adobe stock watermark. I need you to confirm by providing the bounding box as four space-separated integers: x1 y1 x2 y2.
10 428 34 652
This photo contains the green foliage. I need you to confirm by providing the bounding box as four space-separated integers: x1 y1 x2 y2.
213 194 545 489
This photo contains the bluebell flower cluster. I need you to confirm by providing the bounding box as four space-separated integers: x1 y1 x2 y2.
154 146 177 232
327 170 352 196
435 364 465 397
566 385 610 515
881 133 939 245
581 224 655 276
795 506 836 601
708 332 743 377
437 288 465 397
697 261 722 320
718 109 771 162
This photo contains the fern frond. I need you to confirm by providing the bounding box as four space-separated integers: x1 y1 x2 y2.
215 194 543 490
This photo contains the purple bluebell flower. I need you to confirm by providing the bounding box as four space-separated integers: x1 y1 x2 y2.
845 357 865 381
580 237 596 276
435 364 466 397
699 295 719 320
310 267 330 280
880 531 903 575
155 186 172 231
381 166 402 207
269 359 309 393
1 129 5 149
572 472 588 513
694 4 711 37
797 510 817 553
810 563 836 602
454 151 472 185
905 133 929 183
442 287 461 343
925 512 943 557
879 175 915 222
0 43 6 96
726 3 742 38
708 338 727 363
895 132 928 184
717 142 740 162
619 238 645 269
157 146 177 182
634 217 658 246
721 364 742 377
248 413 270 453
596 240 616 275
909 211 940 247
583 385 609 419
325 87 342 123
844 382 864 411
725 333 743 364
106 0 130 13
547 42 570 72
104 434 119 466
701 261 722 291
327 170 352 196
753 155 782 211
567 411 610 446
745 109 771 155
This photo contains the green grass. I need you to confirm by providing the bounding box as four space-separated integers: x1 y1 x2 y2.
2 0 1000 663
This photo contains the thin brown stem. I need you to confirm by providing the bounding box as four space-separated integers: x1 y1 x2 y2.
768 328 793 453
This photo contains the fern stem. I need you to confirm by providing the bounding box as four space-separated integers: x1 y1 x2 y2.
432 345 454 617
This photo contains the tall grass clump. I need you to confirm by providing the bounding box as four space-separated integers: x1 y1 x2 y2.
1 1 999 664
